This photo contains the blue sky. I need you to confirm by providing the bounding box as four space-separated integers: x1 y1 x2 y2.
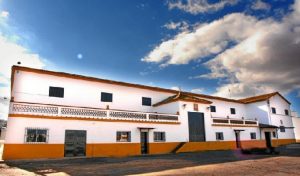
0 0 300 118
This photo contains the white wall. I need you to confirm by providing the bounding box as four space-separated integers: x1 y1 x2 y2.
245 101 270 124
208 99 247 119
12 70 176 114
5 117 186 144
292 117 300 140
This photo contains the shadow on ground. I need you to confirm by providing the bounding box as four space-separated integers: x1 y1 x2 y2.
3 144 300 176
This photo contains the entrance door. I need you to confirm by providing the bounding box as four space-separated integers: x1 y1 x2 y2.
265 132 272 148
188 112 205 142
235 131 241 148
65 130 87 157
140 131 148 154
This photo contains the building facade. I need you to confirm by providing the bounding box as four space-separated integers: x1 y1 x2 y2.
3 66 296 160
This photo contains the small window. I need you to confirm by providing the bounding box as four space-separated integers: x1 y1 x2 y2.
230 108 236 114
271 107 276 114
285 109 289 116
101 92 113 102
193 104 198 111
280 120 283 125
154 132 166 142
280 126 285 132
272 131 277 138
49 86 64 98
116 131 131 142
142 97 152 106
250 132 256 140
25 128 48 143
210 105 216 112
216 132 224 140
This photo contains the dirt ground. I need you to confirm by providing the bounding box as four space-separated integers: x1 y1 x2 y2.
1 144 300 176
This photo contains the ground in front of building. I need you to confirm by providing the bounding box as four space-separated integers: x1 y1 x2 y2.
1 144 300 176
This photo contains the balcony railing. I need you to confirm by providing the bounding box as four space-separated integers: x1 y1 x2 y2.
212 117 258 126
10 102 179 123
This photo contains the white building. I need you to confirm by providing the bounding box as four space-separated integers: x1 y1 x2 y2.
3 66 296 160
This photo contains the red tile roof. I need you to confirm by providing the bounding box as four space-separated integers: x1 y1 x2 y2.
238 92 291 104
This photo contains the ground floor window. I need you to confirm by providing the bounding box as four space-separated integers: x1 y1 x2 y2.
250 132 256 139
154 132 166 142
25 128 48 143
216 132 224 140
280 126 285 132
116 131 131 142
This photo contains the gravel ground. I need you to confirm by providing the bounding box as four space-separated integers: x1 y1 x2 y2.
1 144 300 176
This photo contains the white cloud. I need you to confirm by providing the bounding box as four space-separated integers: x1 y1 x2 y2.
251 0 271 11
0 10 9 18
191 88 205 94
171 86 181 91
164 21 189 31
167 0 238 14
143 0 300 99
0 9 46 119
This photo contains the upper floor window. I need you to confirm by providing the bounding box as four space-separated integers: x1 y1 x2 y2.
230 108 236 114
271 107 276 114
101 92 113 102
142 97 152 106
154 132 166 142
250 132 256 140
49 86 64 98
285 109 289 116
216 132 224 140
210 105 216 112
25 128 48 143
116 131 131 142
193 104 199 111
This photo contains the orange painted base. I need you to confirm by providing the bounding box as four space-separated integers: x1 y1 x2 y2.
2 139 296 160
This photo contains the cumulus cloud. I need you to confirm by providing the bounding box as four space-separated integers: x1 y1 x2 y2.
191 88 205 94
251 0 271 11
143 0 300 98
167 0 239 14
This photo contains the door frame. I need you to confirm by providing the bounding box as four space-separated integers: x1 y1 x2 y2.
264 131 272 148
64 130 87 157
140 130 149 154
188 112 206 142
234 131 241 148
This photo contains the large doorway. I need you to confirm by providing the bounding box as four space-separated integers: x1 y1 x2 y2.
265 132 272 148
140 131 149 154
188 112 205 142
64 130 87 157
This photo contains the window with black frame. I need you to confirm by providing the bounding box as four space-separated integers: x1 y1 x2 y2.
230 108 236 114
210 105 216 112
25 128 48 143
142 97 151 106
216 132 224 140
154 132 166 142
116 131 131 142
101 92 113 102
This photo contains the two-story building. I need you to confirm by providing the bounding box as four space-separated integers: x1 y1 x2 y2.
3 66 296 160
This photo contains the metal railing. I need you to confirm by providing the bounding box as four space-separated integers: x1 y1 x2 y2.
10 102 179 123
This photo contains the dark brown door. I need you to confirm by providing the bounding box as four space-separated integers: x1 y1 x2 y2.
188 112 206 142
65 130 86 157
140 131 148 154
265 132 272 148
235 131 241 148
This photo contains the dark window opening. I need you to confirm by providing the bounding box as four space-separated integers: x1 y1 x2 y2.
116 131 131 142
250 132 256 139
210 106 216 112
216 132 224 140
280 126 285 132
272 131 277 138
154 132 166 142
101 92 113 102
285 109 289 116
230 108 236 114
193 104 198 111
142 97 152 106
271 107 276 114
25 128 48 143
49 87 64 98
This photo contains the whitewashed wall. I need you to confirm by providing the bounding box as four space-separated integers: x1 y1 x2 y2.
5 117 185 144
208 99 247 119
245 101 270 124
292 117 300 140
